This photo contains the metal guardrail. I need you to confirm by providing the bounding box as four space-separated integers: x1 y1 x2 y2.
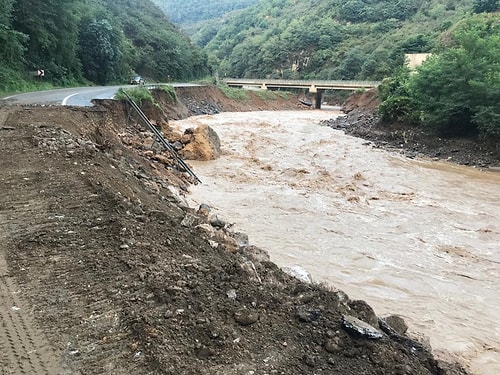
122 91 201 184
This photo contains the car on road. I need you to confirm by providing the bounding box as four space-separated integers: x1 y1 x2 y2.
130 76 145 85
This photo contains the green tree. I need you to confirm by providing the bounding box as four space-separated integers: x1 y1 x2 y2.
0 0 27 67
378 67 419 124
410 15 500 138
78 18 124 84
12 0 81 82
472 0 500 13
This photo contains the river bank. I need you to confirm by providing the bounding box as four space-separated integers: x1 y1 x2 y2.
322 89 500 169
175 109 500 375
0 86 478 374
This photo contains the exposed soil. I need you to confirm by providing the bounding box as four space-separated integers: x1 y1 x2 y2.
0 86 471 374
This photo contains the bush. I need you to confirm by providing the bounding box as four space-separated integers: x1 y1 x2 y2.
410 15 500 138
377 67 419 124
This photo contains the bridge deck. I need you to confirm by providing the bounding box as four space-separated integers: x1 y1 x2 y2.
224 78 380 90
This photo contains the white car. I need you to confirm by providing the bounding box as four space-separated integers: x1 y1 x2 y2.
130 76 145 85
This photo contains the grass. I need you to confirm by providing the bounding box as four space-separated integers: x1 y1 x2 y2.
115 87 156 107
219 86 249 100
253 89 291 100
158 84 177 101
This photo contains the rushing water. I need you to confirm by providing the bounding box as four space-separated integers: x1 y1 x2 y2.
172 110 500 375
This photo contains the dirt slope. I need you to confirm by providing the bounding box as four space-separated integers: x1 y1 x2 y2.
0 87 468 374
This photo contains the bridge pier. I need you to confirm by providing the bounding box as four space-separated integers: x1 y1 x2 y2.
310 89 324 109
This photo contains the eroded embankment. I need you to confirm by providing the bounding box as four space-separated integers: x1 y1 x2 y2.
0 91 469 374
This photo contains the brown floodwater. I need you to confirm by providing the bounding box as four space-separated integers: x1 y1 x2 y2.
173 110 500 375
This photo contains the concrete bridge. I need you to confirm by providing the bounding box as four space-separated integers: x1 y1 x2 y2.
224 78 380 109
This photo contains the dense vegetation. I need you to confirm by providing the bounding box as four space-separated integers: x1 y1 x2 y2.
152 0 258 30
379 13 500 140
167 0 497 141
190 0 485 81
0 0 209 93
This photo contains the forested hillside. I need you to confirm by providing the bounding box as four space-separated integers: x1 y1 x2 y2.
0 0 209 93
152 0 258 35
152 0 258 28
192 0 492 80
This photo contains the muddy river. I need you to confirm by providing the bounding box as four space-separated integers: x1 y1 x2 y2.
173 110 500 375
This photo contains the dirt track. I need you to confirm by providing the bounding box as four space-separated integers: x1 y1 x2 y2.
0 88 470 374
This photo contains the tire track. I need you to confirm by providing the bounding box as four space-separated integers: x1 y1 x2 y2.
0 116 65 374
0 225 65 375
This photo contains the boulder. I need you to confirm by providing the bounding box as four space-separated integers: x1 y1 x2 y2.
180 124 221 161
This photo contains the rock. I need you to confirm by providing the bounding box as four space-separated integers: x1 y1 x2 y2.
347 299 379 326
172 140 183 151
239 260 262 283
197 203 211 217
231 232 249 248
209 215 226 229
195 346 216 358
342 315 383 339
234 310 259 326
295 306 321 323
214 232 239 252
303 354 316 367
152 153 171 165
282 265 313 284
181 213 201 227
241 245 270 263
166 186 190 208
324 337 342 353
226 289 237 300
179 124 221 161
381 315 408 335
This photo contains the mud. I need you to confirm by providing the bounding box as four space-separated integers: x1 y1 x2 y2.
0 87 470 374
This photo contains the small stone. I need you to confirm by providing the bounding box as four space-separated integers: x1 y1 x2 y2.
197 203 210 217
181 213 200 227
195 346 216 358
303 354 316 367
324 338 342 353
210 215 226 229
226 289 237 300
234 311 259 326
231 232 249 247
295 306 321 323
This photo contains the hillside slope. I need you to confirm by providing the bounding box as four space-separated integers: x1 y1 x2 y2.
195 0 477 80
1 0 208 92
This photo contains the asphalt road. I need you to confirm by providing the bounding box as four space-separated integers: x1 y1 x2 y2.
1 83 197 106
